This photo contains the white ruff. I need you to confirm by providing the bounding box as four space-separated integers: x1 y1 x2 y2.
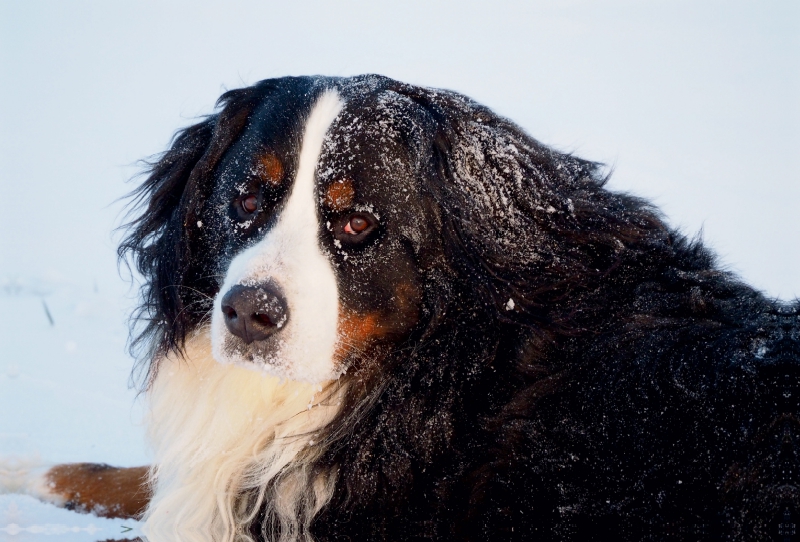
211 90 344 383
142 331 344 542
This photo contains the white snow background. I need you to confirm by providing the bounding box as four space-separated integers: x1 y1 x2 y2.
0 0 798 540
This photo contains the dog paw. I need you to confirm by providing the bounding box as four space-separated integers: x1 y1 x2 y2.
0 456 65 505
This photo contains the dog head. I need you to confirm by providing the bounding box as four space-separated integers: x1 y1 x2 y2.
204 83 439 382
123 75 654 385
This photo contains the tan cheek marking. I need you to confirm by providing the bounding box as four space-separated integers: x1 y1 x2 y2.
335 310 382 361
257 153 284 186
46 463 150 519
334 284 422 362
324 179 355 211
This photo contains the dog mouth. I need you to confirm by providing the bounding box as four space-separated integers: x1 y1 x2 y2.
215 281 293 370
210 277 344 383
219 332 289 369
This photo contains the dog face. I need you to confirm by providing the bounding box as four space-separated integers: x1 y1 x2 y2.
125 74 604 386
189 85 433 382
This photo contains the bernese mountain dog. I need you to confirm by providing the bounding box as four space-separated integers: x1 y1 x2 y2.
14 75 800 541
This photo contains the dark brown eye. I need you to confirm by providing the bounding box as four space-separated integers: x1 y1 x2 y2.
241 195 258 214
344 216 369 235
335 212 378 245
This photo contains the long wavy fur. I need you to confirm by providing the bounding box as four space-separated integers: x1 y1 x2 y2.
120 75 795 540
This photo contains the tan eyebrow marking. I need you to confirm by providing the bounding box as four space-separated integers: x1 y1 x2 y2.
323 179 356 211
256 153 284 186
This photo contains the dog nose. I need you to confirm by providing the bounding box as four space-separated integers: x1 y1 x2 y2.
220 283 289 343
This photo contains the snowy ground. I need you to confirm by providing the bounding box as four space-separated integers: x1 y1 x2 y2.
0 275 147 541
1 1 797 540
0 495 142 542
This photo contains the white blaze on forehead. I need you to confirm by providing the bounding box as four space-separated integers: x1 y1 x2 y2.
211 90 344 382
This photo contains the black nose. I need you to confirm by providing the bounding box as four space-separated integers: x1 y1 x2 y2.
220 283 289 344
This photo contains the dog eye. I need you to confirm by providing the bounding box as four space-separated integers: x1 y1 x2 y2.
241 195 259 214
344 216 369 235
336 213 378 244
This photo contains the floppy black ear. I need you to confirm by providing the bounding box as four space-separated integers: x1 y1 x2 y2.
394 85 670 331
120 86 264 384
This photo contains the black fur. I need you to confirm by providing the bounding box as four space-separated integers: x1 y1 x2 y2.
122 75 800 541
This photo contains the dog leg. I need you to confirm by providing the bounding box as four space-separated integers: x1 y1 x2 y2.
2 461 150 519
45 463 151 519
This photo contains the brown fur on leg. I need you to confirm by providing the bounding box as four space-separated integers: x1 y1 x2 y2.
46 463 150 519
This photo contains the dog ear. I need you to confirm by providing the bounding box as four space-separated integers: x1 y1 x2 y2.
395 85 669 330
120 87 263 385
